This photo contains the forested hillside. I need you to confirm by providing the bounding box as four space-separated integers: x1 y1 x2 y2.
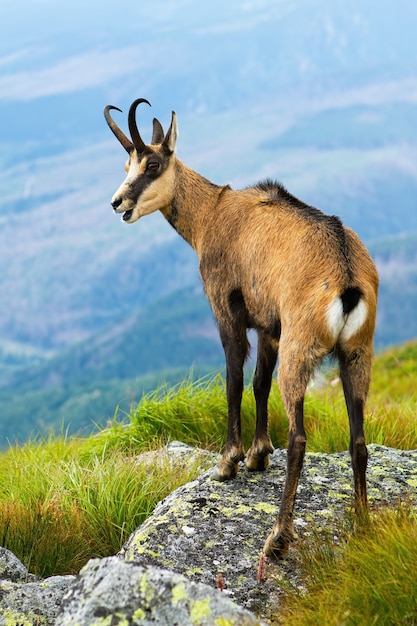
1 0 416 444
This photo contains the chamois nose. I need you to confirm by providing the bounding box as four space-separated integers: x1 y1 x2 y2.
111 197 122 210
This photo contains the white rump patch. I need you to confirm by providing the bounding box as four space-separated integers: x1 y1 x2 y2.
340 298 368 341
326 297 368 342
326 298 345 339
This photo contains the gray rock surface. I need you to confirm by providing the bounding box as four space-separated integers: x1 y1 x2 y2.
0 443 415 625
58 556 261 625
0 546 34 583
0 572 74 626
120 444 417 622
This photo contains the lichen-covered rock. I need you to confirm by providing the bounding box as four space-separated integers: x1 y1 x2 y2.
120 445 417 621
0 574 74 626
137 440 220 468
0 547 74 625
0 547 34 583
57 556 261 625
0 444 415 625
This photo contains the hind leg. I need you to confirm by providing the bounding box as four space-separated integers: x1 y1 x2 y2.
246 332 277 472
263 339 323 559
338 343 373 512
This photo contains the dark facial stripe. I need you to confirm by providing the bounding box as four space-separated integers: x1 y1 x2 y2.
126 154 166 203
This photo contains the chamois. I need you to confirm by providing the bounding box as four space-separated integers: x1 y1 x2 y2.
104 98 379 559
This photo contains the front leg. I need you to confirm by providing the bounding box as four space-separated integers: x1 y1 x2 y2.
211 322 249 481
246 332 277 472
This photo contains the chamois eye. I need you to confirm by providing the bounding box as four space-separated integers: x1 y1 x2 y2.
147 161 160 172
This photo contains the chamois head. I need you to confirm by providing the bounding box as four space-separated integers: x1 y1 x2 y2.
104 98 178 224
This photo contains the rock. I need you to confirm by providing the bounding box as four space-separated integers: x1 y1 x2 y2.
0 546 33 583
57 556 261 625
0 573 74 626
0 547 74 625
135 439 219 468
0 444 415 625
120 444 417 622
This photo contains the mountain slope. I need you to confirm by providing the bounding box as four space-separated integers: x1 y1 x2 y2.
1 0 417 443
1 286 221 393
1 0 417 358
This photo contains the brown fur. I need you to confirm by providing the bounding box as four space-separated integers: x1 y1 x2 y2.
105 101 379 559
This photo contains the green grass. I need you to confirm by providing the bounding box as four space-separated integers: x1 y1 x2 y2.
0 437 214 577
0 342 415 624
310 341 417 452
100 373 290 454
280 504 417 625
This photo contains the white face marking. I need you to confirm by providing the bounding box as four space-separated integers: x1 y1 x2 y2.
111 152 175 224
108 109 179 224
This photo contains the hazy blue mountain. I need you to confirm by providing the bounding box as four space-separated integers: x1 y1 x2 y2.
1 227 416 446
1 0 417 442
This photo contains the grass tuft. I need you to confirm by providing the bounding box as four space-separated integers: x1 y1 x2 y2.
0 437 213 577
89 374 290 457
281 503 417 625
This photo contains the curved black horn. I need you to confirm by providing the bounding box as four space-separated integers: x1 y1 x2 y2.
128 98 151 153
104 105 133 153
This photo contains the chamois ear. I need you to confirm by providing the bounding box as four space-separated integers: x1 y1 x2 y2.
151 118 165 144
162 111 178 154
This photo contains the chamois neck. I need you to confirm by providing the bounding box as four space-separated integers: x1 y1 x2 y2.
161 159 229 250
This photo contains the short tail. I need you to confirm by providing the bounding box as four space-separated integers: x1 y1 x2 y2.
327 286 367 341
341 286 362 315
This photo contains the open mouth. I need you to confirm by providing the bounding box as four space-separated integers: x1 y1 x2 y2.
122 210 134 222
